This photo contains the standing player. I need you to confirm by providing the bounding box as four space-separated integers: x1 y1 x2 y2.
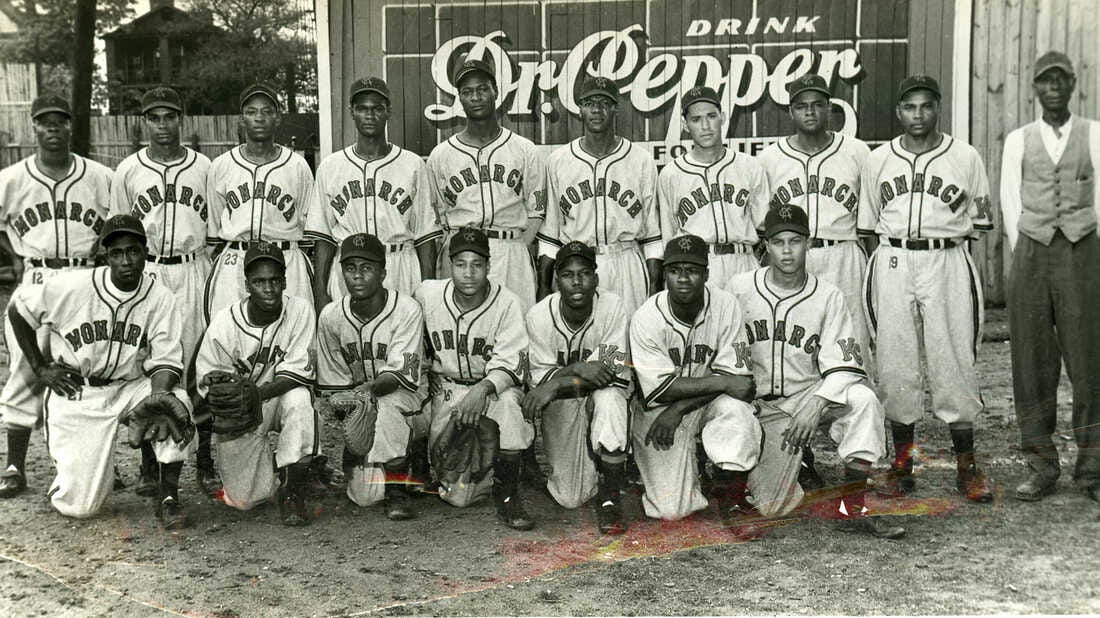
415 228 536 530
109 86 218 498
523 241 631 534
657 87 770 289
728 205 904 538
426 58 547 311
629 235 759 521
205 83 316 319
0 95 111 499
537 77 662 313
195 243 319 526
860 75 996 502
1000 52 1100 502
7 215 193 526
307 77 440 307
316 233 427 520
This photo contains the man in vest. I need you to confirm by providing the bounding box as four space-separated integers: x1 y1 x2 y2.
1001 51 1100 503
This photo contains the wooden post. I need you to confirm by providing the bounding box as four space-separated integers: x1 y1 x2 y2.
71 0 97 157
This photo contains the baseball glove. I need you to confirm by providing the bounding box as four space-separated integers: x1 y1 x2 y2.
330 390 378 457
119 392 194 448
430 416 499 486
201 370 262 439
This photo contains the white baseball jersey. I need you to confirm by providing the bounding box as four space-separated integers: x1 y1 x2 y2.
426 128 547 231
538 138 662 259
757 134 871 240
109 147 211 256
414 279 528 396
525 290 631 390
195 295 316 394
729 268 867 401
657 149 770 246
316 292 424 394
629 286 753 409
13 267 182 381
0 154 112 259
858 135 994 239
305 145 442 248
206 146 314 242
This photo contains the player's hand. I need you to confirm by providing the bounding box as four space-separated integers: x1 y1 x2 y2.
781 395 830 453
644 407 686 451
452 384 490 427
571 361 615 388
722 375 756 402
34 363 81 398
521 384 555 421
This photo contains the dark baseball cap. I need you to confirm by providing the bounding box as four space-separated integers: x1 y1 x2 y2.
1034 51 1074 79
340 233 386 265
453 58 496 88
239 83 281 111
349 77 390 104
578 76 619 103
243 241 286 269
896 74 941 101
663 235 708 267
786 74 831 102
763 204 810 238
449 227 490 259
681 86 721 116
31 94 71 120
141 86 183 114
554 241 596 270
99 214 147 246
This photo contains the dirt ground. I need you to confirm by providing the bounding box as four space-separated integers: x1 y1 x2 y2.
0 294 1097 617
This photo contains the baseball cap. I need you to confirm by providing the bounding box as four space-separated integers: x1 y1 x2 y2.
663 235 708 267
554 241 596 270
340 233 386 265
243 242 286 270
239 83 281 111
681 86 722 116
141 86 183 114
349 77 390 104
1034 51 1075 79
453 58 496 88
896 75 941 101
449 227 490 259
578 76 619 103
99 214 147 246
31 94 71 120
786 74 831 102
763 204 810 238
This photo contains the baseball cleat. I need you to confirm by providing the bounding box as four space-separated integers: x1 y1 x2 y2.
135 465 158 497
595 497 626 535
798 461 826 491
278 489 311 526
1014 472 1057 502
496 495 535 531
957 464 996 503
837 515 906 539
196 466 222 499
156 496 190 530
0 465 27 499
876 466 915 497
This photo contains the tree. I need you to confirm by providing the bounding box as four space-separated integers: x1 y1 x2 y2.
72 0 98 156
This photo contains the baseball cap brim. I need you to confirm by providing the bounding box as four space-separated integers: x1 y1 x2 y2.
141 100 182 114
240 86 281 111
32 107 71 120
350 86 389 103
454 66 494 87
788 85 831 102
1035 61 1074 79
664 255 708 266
765 223 810 238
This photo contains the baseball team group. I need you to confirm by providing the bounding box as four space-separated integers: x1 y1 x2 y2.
0 48 1095 543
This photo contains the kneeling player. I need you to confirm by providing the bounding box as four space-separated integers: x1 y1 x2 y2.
523 241 631 534
729 205 904 538
629 235 759 521
415 228 536 530
195 243 319 526
316 233 428 520
7 215 193 525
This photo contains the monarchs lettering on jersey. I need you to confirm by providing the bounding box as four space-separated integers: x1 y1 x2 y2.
769 174 858 213
440 164 524 204
675 183 750 226
63 320 147 352
744 319 865 365
667 344 716 368
340 341 389 366
429 329 494 361
555 343 629 373
10 201 104 239
224 181 297 222
557 178 643 219
878 173 965 211
129 184 208 221
247 344 287 368
327 179 415 217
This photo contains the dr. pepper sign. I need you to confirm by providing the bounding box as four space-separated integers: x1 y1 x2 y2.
380 0 910 164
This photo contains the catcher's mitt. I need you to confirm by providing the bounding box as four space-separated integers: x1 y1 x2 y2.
330 390 377 457
430 416 499 486
201 370 261 439
119 392 194 448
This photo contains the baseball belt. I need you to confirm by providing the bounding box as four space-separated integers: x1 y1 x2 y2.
592 242 637 255
26 257 90 269
74 375 118 387
147 250 202 265
809 238 845 248
886 237 958 251
443 377 484 386
482 229 519 240
710 243 752 255
225 240 299 250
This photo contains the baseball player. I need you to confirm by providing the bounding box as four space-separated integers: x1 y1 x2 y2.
109 86 218 499
194 243 319 526
537 76 662 314
523 241 631 534
629 234 759 522
316 233 428 520
728 205 904 539
859 75 996 502
657 86 770 289
426 58 547 312
1000 52 1100 503
205 83 316 319
0 95 111 500
6 215 193 526
307 77 441 307
414 227 536 530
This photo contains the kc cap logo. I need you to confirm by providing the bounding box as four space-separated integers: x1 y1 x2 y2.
678 237 695 251
688 87 703 96
779 205 793 220
464 231 477 242
353 236 366 247
566 241 586 251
